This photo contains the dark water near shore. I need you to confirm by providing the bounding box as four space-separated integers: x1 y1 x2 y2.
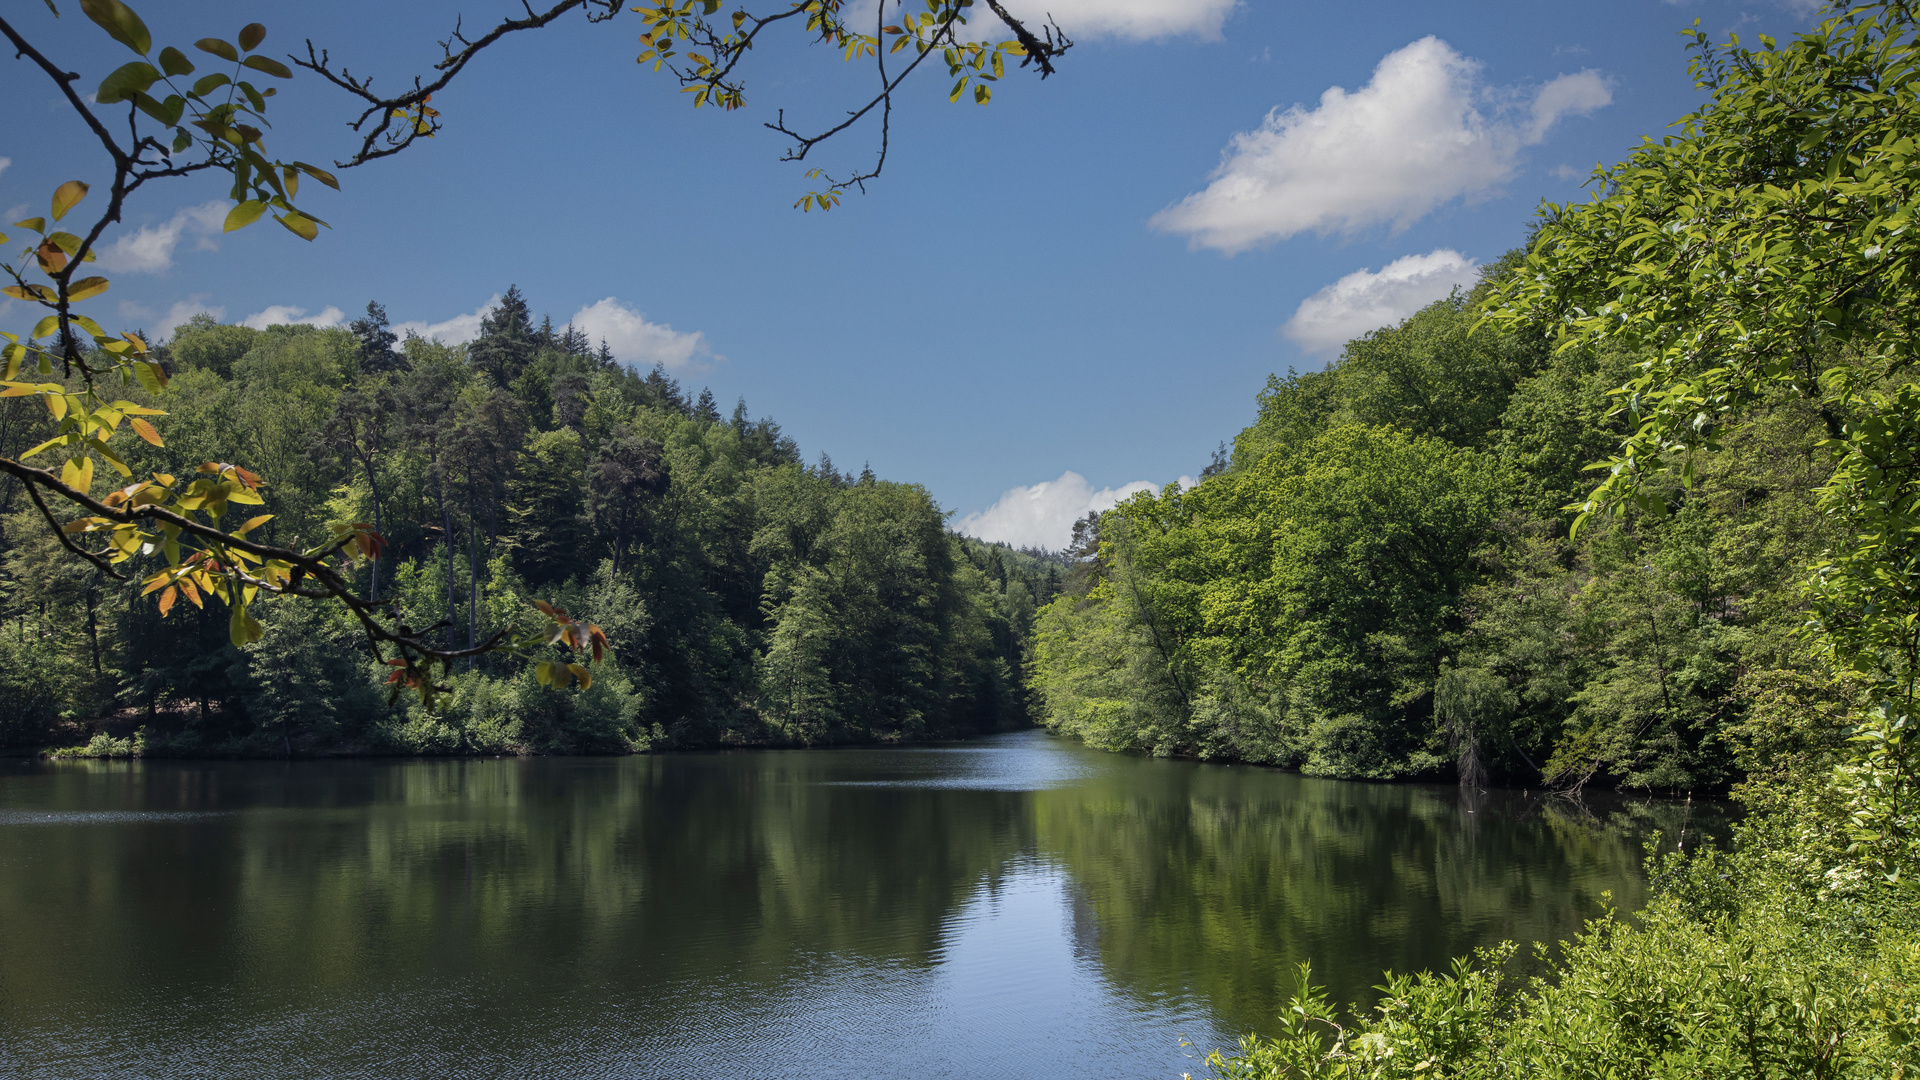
0 730 1712 1079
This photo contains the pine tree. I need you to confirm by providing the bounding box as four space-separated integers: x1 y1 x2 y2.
694 387 721 424
348 301 405 374
469 285 536 387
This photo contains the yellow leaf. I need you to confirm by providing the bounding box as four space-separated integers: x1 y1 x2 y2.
67 276 110 302
61 455 95 495
236 513 273 534
277 213 318 241
224 200 267 232
51 181 89 222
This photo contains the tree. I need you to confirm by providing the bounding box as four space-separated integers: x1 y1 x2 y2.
0 0 1068 700
1486 0 1920 858
314 383 395 600
468 286 536 388
347 302 405 375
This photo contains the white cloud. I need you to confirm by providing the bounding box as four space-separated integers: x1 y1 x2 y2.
1525 70 1611 142
958 471 1194 551
850 0 1232 42
1549 162 1588 182
393 295 502 346
154 297 225 342
1152 38 1613 253
1282 249 1480 354
241 304 346 331
95 202 226 273
0 157 11 176
572 297 718 371
981 0 1233 40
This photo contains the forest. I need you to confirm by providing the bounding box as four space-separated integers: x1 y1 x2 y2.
0 288 1060 756
1029 264 1828 794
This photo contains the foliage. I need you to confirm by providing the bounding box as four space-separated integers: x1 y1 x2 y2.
1201 4 1920 1076
0 306 1059 754
0 0 1073 719
1032 289 1833 789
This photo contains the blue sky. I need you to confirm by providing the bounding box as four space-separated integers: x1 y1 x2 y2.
1 0 1819 548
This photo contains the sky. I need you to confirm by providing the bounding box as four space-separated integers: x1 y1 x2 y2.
1 0 1823 549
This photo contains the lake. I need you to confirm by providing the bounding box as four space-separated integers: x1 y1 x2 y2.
0 729 1706 1079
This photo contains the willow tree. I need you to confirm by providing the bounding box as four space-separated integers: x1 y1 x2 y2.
0 0 1066 700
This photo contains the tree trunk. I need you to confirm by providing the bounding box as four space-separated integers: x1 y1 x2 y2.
466 485 479 669
359 448 386 602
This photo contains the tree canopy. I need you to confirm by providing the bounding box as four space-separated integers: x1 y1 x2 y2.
0 0 1067 702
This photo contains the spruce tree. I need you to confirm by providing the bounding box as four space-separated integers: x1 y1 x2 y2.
469 285 536 387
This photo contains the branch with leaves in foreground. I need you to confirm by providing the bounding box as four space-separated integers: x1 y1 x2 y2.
3 0 1066 705
0 2 609 702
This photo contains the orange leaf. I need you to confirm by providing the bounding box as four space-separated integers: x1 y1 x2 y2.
130 416 163 446
158 586 177 617
36 237 67 273
180 578 203 608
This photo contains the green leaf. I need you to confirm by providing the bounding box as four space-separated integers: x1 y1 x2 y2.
95 60 160 103
190 72 231 96
21 434 69 460
157 45 194 76
79 0 152 55
277 213 318 241
237 22 266 51
13 217 47 234
228 603 263 647
132 91 184 126
294 162 340 190
195 37 239 62
224 200 266 232
30 316 59 340
241 55 291 79
132 361 166 395
50 181 88 222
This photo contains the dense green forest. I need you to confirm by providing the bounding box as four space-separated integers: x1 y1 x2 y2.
1192 4 1920 1075
1030 274 1827 793
0 288 1060 755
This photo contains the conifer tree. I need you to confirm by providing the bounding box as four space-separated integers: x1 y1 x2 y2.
469 286 536 387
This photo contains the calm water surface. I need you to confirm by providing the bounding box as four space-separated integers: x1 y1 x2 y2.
0 730 1709 1079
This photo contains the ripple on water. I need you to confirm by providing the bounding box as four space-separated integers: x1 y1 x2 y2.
0 809 235 825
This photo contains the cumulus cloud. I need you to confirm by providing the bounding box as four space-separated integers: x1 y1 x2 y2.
1152 38 1612 253
393 296 502 346
958 471 1194 551
241 304 346 331
572 297 718 371
154 297 225 342
95 202 226 273
1282 249 1480 354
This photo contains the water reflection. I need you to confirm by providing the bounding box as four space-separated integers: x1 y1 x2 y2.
0 733 1714 1079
